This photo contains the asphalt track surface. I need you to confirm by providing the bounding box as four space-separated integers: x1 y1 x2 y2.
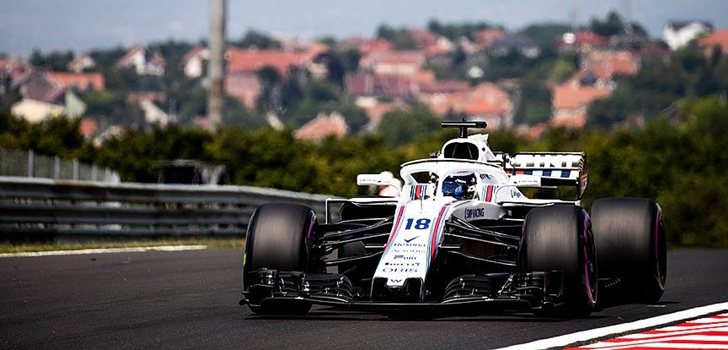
1 249 727 350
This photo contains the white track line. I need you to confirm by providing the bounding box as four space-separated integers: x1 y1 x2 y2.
495 301 728 350
0 245 207 258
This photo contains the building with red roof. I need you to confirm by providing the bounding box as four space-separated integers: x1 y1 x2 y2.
226 48 305 76
345 73 418 99
699 29 728 55
294 112 348 141
551 83 612 128
116 47 166 76
47 72 105 91
474 29 506 49
360 50 425 76
557 31 609 52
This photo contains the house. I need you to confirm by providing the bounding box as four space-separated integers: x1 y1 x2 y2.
181 46 209 79
224 46 328 109
354 97 406 129
116 47 166 76
419 80 470 95
79 118 98 138
457 37 480 55
126 92 166 105
345 73 418 99
139 99 171 126
10 69 102 121
0 57 32 88
417 82 513 128
410 29 454 57
557 31 609 52
10 98 64 123
417 80 471 115
551 83 612 128
294 112 348 140
639 42 671 61
360 50 425 76
225 73 262 110
280 39 330 62
47 72 105 91
64 90 87 118
299 43 332 79
457 83 514 128
226 48 305 76
699 29 728 55
663 21 713 50
67 54 96 73
340 37 393 56
93 125 126 147
474 29 506 50
573 50 640 88
14 70 65 103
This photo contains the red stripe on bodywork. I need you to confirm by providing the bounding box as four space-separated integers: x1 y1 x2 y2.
430 205 450 259
385 204 407 247
485 185 494 202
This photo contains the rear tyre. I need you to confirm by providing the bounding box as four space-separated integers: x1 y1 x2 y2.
590 198 666 303
243 203 318 315
521 205 598 317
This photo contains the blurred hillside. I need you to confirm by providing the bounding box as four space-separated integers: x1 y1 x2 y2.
1 12 726 140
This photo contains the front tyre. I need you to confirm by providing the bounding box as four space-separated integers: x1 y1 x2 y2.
521 205 598 317
243 203 318 314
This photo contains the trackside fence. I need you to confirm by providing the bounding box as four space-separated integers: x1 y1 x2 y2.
0 148 120 183
0 176 330 241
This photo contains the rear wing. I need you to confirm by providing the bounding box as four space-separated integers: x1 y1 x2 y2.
501 152 589 199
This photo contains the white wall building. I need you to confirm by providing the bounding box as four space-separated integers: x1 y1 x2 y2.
663 21 713 51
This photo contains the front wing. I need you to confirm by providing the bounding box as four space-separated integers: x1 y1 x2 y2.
241 269 562 315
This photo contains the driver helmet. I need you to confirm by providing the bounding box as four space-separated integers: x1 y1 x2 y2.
442 172 477 199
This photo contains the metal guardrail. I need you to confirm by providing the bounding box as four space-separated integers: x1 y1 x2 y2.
0 176 331 240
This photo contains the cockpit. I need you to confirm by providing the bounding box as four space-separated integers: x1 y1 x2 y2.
441 172 477 200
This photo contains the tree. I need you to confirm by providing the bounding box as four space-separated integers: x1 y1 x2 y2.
590 11 626 37
232 30 282 49
427 19 494 41
221 97 266 129
514 79 552 125
315 52 347 87
0 112 92 160
256 66 283 112
338 48 361 72
81 90 145 127
377 108 440 147
518 23 573 48
376 24 417 50
29 50 75 71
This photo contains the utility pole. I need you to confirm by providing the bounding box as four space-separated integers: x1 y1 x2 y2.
207 0 226 130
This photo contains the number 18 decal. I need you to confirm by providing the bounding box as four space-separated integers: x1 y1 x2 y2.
404 218 431 230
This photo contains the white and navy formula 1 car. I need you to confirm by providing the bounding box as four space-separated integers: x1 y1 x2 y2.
240 120 667 317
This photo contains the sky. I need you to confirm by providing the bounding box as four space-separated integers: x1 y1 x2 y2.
2 0 728 57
